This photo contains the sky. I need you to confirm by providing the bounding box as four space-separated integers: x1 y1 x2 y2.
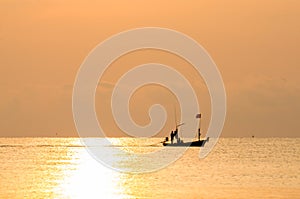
1 0 299 137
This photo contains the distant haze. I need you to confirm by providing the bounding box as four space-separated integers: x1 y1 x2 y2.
1 0 299 137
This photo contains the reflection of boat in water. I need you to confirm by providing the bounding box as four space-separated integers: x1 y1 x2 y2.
162 113 209 147
162 137 209 147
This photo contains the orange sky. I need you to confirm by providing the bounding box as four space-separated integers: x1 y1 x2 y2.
1 0 299 137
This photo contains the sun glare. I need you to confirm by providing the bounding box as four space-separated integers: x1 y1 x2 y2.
58 148 126 199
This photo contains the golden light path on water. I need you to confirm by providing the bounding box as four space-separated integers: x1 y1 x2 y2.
56 140 126 199
57 138 168 198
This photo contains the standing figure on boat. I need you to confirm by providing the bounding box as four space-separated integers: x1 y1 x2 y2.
170 131 174 144
174 128 179 143
198 128 201 141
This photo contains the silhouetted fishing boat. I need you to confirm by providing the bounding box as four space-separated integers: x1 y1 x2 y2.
162 137 209 147
162 112 208 147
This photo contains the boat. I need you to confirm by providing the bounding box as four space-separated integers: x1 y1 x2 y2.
162 113 209 147
162 137 209 147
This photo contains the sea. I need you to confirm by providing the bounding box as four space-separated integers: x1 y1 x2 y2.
0 138 299 199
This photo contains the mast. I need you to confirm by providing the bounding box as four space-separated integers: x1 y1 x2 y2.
174 105 180 142
196 113 201 140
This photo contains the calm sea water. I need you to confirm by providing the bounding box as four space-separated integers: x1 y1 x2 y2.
0 138 299 198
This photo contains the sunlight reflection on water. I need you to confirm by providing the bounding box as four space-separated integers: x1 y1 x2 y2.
59 148 125 199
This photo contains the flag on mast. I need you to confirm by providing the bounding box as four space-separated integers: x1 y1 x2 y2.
196 113 201 118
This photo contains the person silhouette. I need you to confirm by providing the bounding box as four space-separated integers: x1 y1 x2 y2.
174 128 178 142
170 131 174 144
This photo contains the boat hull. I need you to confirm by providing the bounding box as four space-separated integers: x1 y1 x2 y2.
162 139 206 147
